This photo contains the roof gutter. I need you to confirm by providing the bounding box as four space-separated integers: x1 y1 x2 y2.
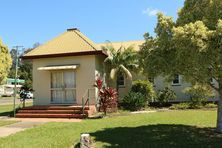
21 50 107 60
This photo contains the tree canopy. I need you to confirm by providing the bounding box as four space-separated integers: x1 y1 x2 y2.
140 0 222 132
8 47 34 90
0 39 12 84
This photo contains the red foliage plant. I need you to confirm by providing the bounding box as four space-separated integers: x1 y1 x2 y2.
95 78 118 115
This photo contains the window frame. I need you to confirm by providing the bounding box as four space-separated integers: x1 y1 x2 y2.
117 73 125 88
172 74 181 86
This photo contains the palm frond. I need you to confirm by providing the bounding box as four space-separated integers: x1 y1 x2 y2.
119 65 132 80
101 41 116 55
104 56 113 64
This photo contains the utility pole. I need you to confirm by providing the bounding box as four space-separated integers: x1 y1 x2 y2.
13 45 23 117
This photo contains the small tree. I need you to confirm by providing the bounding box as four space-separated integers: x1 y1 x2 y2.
184 84 215 107
122 91 146 111
131 80 156 102
156 87 176 106
95 78 118 115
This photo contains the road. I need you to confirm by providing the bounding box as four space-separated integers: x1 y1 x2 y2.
0 97 33 105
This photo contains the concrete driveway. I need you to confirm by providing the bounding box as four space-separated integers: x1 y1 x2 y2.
0 97 33 105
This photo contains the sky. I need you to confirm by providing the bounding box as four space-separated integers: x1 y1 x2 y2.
0 0 185 49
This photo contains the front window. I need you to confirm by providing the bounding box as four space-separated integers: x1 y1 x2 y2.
172 74 180 85
117 74 125 87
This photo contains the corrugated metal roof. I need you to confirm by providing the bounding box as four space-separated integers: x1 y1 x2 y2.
97 40 144 51
24 29 99 57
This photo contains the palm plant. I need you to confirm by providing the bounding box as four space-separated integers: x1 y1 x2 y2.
102 42 138 92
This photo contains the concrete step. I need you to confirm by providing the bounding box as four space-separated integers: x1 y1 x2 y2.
15 105 96 118
22 106 90 110
15 113 86 118
18 109 88 115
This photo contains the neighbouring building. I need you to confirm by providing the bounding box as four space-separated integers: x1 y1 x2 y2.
0 78 25 96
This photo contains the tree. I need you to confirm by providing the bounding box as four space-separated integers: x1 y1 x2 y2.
8 47 34 90
102 43 138 92
8 43 38 90
140 0 222 132
0 39 12 84
20 47 35 90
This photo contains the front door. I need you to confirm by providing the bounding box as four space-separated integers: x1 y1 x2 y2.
50 71 76 104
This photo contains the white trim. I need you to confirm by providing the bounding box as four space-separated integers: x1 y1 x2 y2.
38 65 79 70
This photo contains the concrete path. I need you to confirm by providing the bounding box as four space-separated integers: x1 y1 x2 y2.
0 117 81 138
0 120 45 138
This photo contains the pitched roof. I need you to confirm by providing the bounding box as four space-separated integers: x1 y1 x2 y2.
23 28 101 59
97 40 144 51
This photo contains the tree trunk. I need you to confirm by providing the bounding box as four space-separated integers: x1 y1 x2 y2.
216 88 222 133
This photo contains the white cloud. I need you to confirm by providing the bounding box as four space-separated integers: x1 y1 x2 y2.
142 8 162 16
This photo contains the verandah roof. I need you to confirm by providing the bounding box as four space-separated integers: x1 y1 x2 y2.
37 64 79 71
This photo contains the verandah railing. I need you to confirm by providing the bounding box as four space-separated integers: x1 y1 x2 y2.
81 88 95 115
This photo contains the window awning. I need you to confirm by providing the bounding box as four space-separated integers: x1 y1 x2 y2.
38 64 79 71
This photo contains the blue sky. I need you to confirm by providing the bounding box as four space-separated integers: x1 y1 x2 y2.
0 0 184 49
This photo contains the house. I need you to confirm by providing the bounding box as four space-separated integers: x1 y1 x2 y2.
23 28 106 107
23 28 218 108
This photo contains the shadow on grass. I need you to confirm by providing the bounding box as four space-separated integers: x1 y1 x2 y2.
0 111 13 117
0 107 21 117
90 124 222 148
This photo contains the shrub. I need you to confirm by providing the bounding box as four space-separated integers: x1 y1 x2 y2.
169 103 190 110
95 78 118 115
184 84 215 107
156 87 176 106
204 103 217 109
122 91 146 111
131 80 156 102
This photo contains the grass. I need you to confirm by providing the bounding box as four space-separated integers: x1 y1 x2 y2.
0 102 33 116
0 102 30 126
0 110 221 148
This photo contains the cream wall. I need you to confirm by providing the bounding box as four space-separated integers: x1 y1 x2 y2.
32 55 96 106
153 76 191 101
116 74 219 102
94 55 106 105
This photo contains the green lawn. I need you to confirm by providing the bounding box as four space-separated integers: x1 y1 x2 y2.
0 110 221 148
0 104 15 116
0 102 33 116
0 103 27 127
